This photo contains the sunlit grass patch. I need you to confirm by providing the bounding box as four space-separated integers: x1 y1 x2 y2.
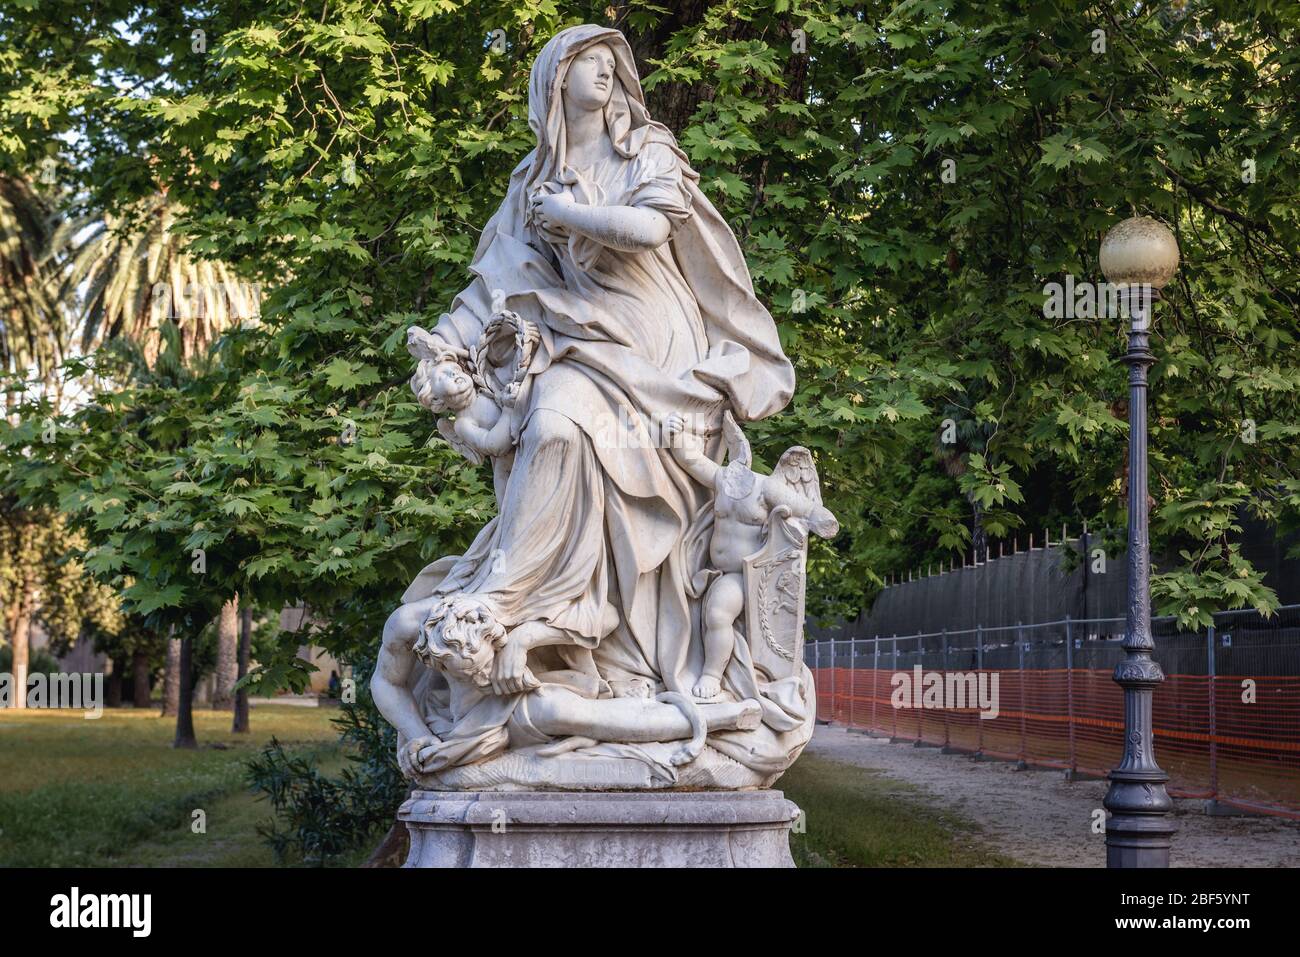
782 752 1025 867
0 705 345 867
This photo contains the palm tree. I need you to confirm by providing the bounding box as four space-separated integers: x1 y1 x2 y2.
58 191 260 366
0 174 68 394
3 177 259 388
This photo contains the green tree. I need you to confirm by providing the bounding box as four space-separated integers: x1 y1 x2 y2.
0 503 123 706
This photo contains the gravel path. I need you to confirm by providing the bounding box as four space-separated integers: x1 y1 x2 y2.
806 724 1300 868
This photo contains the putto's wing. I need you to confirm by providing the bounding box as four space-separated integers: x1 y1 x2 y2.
437 417 483 466
774 446 821 506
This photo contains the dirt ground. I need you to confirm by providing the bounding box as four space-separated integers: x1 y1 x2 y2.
806 724 1300 868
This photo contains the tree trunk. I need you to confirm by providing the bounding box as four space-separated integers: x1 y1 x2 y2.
105 657 124 708
173 636 197 748
612 2 805 134
131 649 152 708
233 605 251 733
970 495 988 564
161 634 181 716
212 597 239 710
613 1 714 131
193 670 212 708
8 589 33 710
361 821 410 868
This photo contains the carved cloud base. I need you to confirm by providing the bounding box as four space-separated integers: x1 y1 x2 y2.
398 790 800 868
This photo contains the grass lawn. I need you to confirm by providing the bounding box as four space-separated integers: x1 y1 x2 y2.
0 704 364 867
2 704 1021 868
781 752 1025 867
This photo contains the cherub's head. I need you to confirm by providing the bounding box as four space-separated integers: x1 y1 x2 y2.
414 595 506 687
411 355 475 414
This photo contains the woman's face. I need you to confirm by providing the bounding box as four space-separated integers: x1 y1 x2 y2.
563 43 615 113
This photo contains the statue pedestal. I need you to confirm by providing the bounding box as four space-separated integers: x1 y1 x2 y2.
398 789 800 868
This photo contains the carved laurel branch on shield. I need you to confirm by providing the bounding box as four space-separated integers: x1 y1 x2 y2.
756 565 798 663
754 508 807 664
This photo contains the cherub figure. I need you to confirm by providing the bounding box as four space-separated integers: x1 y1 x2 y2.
666 410 839 700
407 313 538 465
409 350 513 465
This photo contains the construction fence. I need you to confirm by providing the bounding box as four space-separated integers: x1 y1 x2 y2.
805 604 1300 819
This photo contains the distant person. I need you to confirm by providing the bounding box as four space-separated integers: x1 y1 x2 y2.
327 670 341 699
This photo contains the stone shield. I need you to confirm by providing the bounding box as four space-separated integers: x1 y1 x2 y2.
743 509 807 682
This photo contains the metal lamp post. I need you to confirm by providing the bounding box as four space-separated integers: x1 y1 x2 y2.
1099 216 1180 867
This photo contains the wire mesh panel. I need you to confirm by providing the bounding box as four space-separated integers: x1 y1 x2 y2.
805 603 1300 818
812 643 830 722
1208 606 1300 813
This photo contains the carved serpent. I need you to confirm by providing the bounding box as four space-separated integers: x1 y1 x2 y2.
655 691 707 766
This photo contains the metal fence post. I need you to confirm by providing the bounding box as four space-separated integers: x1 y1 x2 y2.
814 640 821 720
941 628 951 750
892 634 899 739
1207 623 1218 806
1065 615 1077 780
849 638 857 729
976 625 984 757
872 636 880 733
830 638 837 724
1017 621 1027 768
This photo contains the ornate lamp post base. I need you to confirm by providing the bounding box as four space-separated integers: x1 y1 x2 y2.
1103 656 1175 867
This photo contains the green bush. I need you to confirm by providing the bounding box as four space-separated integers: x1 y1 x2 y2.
246 655 406 864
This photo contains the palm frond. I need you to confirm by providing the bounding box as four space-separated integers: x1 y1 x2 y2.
64 192 261 366
0 174 67 377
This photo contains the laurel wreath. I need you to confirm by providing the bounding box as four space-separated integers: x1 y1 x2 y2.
470 310 540 408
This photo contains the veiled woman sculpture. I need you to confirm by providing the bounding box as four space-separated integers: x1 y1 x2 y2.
372 24 833 791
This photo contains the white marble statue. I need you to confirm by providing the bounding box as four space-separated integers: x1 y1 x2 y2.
372 23 833 791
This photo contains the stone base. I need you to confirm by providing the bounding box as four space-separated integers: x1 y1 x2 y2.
398 789 800 867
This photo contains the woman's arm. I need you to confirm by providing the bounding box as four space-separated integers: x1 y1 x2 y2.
532 192 670 252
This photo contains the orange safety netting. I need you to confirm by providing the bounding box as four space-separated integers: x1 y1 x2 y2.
810 666 1300 819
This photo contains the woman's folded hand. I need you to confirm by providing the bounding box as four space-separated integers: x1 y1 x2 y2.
529 188 575 241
